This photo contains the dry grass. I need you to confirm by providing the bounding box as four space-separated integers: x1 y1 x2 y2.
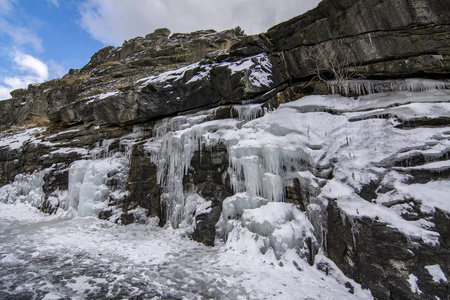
52 74 91 85
98 61 121 68
26 115 51 127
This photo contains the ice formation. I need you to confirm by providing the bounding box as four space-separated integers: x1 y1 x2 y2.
0 171 46 208
0 126 141 218
144 85 450 262
328 78 449 95
66 154 128 217
0 79 449 298
424 265 448 283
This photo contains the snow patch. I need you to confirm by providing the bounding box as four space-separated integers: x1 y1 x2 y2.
425 265 448 283
407 274 422 295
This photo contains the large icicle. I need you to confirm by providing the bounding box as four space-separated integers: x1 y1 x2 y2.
146 110 239 228
66 153 129 217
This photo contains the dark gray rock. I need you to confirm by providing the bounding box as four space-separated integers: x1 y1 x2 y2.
327 200 450 300
268 0 450 79
184 143 232 246
122 143 161 224
61 53 287 126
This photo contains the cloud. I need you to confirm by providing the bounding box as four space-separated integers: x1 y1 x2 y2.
0 0 51 100
13 52 48 80
0 86 11 100
46 0 59 8
47 59 66 78
79 0 321 46
0 0 43 53
0 0 14 15
0 51 49 100
0 19 43 53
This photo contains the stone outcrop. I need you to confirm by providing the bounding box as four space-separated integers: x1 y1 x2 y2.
267 0 450 79
1 28 243 128
48 0 450 127
59 52 288 126
3 0 448 129
327 201 450 300
185 143 232 246
122 143 161 224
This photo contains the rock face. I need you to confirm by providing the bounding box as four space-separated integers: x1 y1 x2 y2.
267 0 450 78
3 0 448 129
327 202 450 300
0 28 243 127
60 52 287 126
186 143 232 246
1 0 450 299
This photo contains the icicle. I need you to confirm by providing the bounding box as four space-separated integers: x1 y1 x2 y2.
148 112 222 227
329 78 448 96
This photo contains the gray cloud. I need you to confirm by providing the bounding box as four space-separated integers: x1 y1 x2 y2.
79 0 321 46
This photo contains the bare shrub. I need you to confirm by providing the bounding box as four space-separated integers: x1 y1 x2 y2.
304 41 360 95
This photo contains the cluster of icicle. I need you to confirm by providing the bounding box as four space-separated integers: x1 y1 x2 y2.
328 78 449 95
145 102 321 260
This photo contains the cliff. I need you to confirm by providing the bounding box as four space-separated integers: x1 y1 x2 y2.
1 0 449 299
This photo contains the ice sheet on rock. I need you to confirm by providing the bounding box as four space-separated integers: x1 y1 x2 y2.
394 160 450 172
0 170 46 207
137 53 273 91
67 154 128 217
86 91 119 104
224 54 273 88
347 102 450 122
50 147 88 156
407 274 422 295
137 62 201 89
395 180 450 213
284 89 450 114
47 128 80 139
185 65 213 84
334 189 441 246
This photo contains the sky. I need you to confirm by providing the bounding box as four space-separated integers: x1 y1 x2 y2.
0 0 321 100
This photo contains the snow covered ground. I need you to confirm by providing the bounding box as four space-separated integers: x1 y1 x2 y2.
0 202 371 299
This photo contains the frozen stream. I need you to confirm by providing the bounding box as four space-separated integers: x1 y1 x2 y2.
0 203 370 300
